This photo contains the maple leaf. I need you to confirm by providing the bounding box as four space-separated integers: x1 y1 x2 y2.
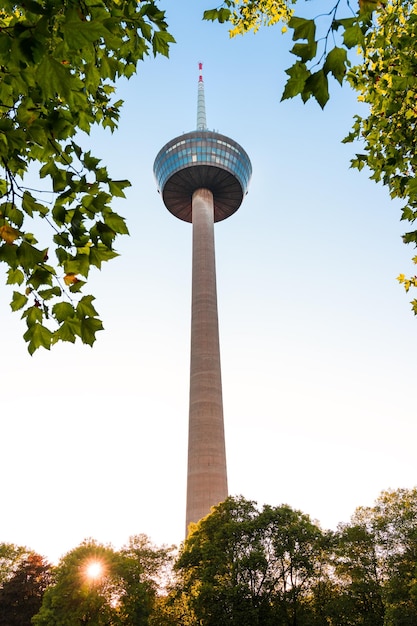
64 273 79 286
0 224 19 244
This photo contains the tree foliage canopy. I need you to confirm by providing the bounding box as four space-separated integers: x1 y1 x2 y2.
0 543 28 585
0 551 52 626
0 0 174 353
2 491 417 625
32 536 173 626
205 0 417 316
168 491 417 626
3 0 417 352
175 496 329 626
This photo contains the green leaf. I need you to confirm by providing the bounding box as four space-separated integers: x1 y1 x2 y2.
289 17 316 44
83 151 101 170
64 254 90 278
108 179 131 198
10 290 28 311
401 207 417 222
77 109 94 133
16 242 47 272
281 62 310 101
29 267 54 289
0 178 7 197
323 47 348 85
19 34 45 64
407 178 417 199
22 191 36 217
53 319 78 343
6 204 24 228
79 316 104 345
89 191 111 212
351 154 368 171
39 160 59 180
52 204 67 227
103 211 129 234
52 169 67 193
304 70 329 109
343 23 364 49
333 17 356 31
290 41 317 63
7 268 24 285
402 230 417 244
90 245 119 269
203 8 231 23
152 30 176 57
62 12 105 50
94 221 116 247
22 305 43 325
23 322 52 354
55 246 70 265
21 0 46 15
53 302 76 323
36 56 72 100
69 279 86 293
38 286 61 299
76 295 99 318
0 241 18 267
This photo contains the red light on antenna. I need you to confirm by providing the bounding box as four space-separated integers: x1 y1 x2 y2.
199 62 203 70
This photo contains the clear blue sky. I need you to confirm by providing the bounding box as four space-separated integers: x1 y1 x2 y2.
2 0 417 563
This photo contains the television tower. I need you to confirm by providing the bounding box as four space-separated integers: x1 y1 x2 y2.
153 63 252 534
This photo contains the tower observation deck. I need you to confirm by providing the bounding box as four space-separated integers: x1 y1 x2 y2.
153 64 252 534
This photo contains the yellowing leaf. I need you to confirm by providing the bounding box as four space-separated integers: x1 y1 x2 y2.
64 273 79 286
0 224 19 244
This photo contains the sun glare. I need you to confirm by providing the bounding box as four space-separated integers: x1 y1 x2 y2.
85 560 103 580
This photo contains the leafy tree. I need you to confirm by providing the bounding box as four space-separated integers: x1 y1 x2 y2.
328 488 417 626
117 534 175 625
365 488 417 626
204 0 360 108
0 543 28 585
170 490 417 625
4 0 417 350
0 0 174 353
32 540 122 626
204 0 295 36
149 592 194 626
331 522 385 626
33 537 173 626
204 0 417 317
0 551 52 626
344 1 417 316
174 496 329 626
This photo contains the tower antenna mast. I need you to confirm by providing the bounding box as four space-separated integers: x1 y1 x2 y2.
197 61 207 131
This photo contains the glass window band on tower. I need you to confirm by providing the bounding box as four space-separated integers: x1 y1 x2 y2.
153 130 252 223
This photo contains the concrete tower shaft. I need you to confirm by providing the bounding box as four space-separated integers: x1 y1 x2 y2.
153 64 251 535
187 188 228 529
